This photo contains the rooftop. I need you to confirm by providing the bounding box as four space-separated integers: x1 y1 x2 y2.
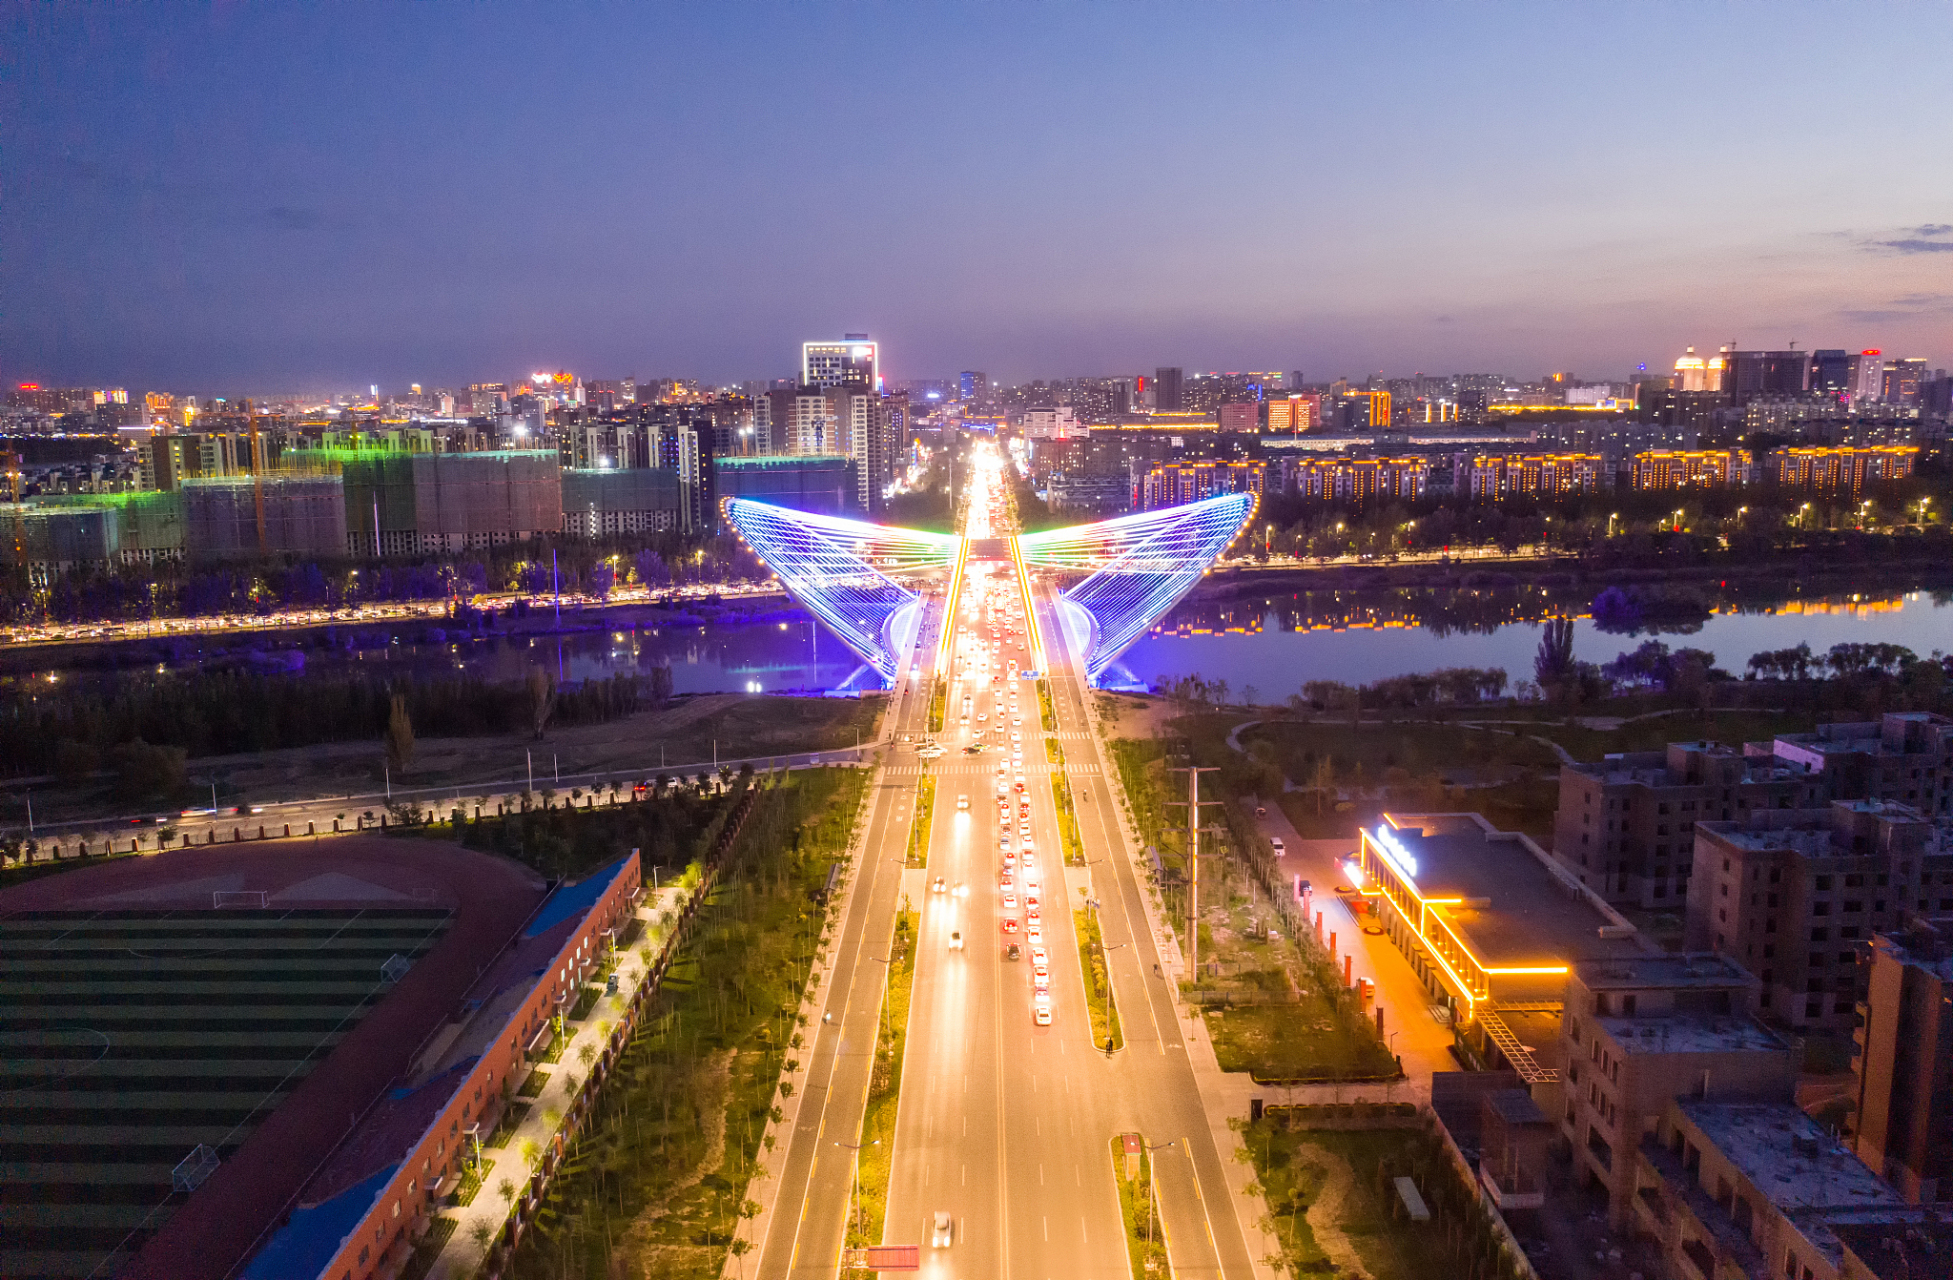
1596 1014 1786 1056
1824 1210 1953 1280
1380 813 1647 980
1574 952 1755 990
1678 1102 1900 1214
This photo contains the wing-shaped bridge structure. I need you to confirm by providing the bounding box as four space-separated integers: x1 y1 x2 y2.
721 491 1254 688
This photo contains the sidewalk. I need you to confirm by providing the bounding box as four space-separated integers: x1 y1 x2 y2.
427 884 691 1280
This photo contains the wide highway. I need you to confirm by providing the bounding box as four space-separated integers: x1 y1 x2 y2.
760 445 1261 1280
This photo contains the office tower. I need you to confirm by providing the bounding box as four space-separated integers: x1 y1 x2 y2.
958 371 988 402
803 335 879 391
1722 349 1811 401
1883 357 1928 408
1153 367 1183 413
1810 349 1852 399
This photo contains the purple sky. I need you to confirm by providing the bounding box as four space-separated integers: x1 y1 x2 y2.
4 2 1950 394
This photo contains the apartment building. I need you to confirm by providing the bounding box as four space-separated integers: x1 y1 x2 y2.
1558 953 1798 1227
1555 742 1829 909
1687 801 1934 1031
1630 1101 1910 1280
1853 922 1953 1203
1770 713 1953 818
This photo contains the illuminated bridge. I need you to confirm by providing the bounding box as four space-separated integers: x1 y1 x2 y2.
722 492 1254 686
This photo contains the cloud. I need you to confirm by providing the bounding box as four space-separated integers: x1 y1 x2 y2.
1909 223 1953 236
1875 237 1953 254
1838 293 1953 323
267 206 322 231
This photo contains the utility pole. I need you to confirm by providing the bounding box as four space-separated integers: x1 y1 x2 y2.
1167 764 1221 978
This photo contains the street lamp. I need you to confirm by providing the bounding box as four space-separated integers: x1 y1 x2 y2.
835 1139 881 1240
1144 1139 1177 1251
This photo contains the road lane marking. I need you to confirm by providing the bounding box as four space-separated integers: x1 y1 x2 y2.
1043 1216 1048 1241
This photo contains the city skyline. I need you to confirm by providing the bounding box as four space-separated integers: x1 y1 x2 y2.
6 3 1950 389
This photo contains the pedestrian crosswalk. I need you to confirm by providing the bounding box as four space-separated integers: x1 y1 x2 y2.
883 762 1102 777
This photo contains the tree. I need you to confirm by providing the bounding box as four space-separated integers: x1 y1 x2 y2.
384 693 415 772
649 661 675 706
526 668 557 739
112 738 187 801
1534 617 1577 688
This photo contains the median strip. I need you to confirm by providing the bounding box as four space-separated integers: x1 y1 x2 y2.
847 906 918 1249
906 777 934 869
1046 737 1085 866
1075 907 1124 1053
1111 1133 1172 1279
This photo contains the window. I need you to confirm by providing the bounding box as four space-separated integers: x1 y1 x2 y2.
1816 875 1833 890
1811 927 1829 942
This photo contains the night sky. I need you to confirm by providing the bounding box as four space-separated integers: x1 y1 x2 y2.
5 2 1950 392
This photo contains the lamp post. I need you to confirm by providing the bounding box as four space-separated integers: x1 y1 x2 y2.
1145 1139 1176 1252
836 1139 880 1241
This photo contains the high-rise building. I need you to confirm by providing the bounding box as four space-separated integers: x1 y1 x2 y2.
1810 349 1852 399
1849 350 1888 404
1723 350 1810 401
1882 357 1928 408
958 370 988 403
804 335 878 392
1152 367 1183 413
1266 393 1321 435
1672 346 1727 393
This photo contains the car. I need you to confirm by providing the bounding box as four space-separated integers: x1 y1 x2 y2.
918 742 945 760
999 838 1012 853
1003 916 1018 933
932 876 947 894
1032 996 1053 1026
1002 894 1017 910
1005 942 1021 961
1018 823 1032 837
1033 966 1050 991
1027 906 1041 925
932 1211 953 1248
1270 837 1286 856
956 795 970 810
1003 849 1015 866
1029 946 1048 965
949 930 964 950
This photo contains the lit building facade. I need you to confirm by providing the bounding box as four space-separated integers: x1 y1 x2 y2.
1770 445 1917 493
1133 459 1264 510
802 337 878 392
1466 453 1604 497
1630 449 1752 491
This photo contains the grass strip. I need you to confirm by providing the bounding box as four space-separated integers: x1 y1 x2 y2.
449 1164 485 1207
1110 1135 1170 1279
848 907 918 1249
399 1214 458 1280
929 677 948 733
1046 737 1085 866
483 1102 528 1148
1075 908 1124 1053
505 768 869 1280
906 777 935 869
516 1068 550 1098
1038 679 1057 732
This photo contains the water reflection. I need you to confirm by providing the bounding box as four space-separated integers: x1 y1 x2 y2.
1116 589 1951 692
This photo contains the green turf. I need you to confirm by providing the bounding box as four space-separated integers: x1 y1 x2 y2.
0 908 449 1280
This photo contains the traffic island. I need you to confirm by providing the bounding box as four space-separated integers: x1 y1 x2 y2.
1110 1134 1170 1279
1074 907 1124 1054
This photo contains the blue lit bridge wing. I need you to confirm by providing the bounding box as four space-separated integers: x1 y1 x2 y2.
721 498 962 683
1016 493 1255 683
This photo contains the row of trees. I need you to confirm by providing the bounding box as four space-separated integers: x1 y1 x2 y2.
17 667 674 782
3 529 769 625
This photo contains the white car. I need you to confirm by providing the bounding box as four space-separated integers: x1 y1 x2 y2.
956 794 970 810
1029 946 1048 965
949 930 963 951
1032 994 1053 1026
932 1210 953 1248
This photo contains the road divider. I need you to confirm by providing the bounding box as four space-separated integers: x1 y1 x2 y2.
1111 1134 1173 1280
1046 738 1085 866
905 778 934 869
1075 908 1124 1054
846 906 918 1250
